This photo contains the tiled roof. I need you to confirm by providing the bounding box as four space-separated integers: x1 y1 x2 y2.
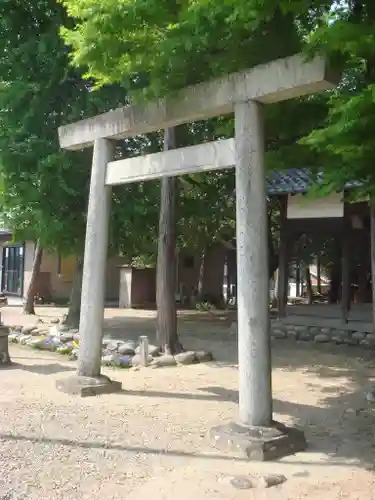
266 168 360 195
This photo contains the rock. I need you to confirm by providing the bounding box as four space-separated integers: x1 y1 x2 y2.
101 353 132 368
255 474 287 488
106 340 121 352
50 336 63 347
102 354 119 366
345 339 359 346
294 326 308 333
309 327 320 335
286 329 298 340
229 322 237 334
131 354 153 367
334 329 348 338
174 351 197 365
352 332 366 341
69 349 79 361
19 334 32 345
21 325 37 334
32 327 49 336
49 324 69 336
298 332 312 341
152 354 177 367
59 333 74 343
8 333 20 343
272 329 287 339
135 344 160 357
73 333 80 342
229 476 253 490
50 318 60 324
118 342 136 356
320 328 331 335
195 350 214 362
361 338 375 347
27 337 48 349
101 336 112 347
314 333 330 343
366 333 375 342
70 329 79 334
271 320 285 329
115 355 133 368
56 345 72 355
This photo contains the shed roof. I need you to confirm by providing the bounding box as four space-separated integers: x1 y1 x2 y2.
266 168 360 195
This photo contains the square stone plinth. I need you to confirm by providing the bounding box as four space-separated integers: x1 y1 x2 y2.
56 375 122 397
210 421 307 461
0 327 11 366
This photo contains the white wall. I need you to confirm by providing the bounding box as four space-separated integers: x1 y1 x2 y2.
287 192 344 219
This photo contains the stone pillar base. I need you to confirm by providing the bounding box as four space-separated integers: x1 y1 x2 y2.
56 375 122 397
210 421 307 461
0 327 11 366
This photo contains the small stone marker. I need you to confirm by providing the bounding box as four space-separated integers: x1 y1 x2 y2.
139 336 149 367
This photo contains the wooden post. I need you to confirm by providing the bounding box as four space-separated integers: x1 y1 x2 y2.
341 203 351 324
277 195 288 317
295 262 300 297
316 254 322 295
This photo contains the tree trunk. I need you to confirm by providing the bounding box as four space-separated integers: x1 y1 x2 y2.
156 127 183 354
62 255 84 330
370 205 375 332
23 241 43 315
197 248 206 300
305 265 313 305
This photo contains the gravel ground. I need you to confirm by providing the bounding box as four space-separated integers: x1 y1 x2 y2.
1 307 375 499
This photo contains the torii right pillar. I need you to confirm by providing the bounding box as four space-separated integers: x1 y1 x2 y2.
210 100 307 460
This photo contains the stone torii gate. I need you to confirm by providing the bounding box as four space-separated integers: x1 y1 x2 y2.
56 54 337 459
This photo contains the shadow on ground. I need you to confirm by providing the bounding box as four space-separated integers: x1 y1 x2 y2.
9 360 75 375
6 307 375 470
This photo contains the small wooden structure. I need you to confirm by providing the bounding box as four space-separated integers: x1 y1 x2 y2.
268 168 368 325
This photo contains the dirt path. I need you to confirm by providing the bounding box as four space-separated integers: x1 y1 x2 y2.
1 307 375 499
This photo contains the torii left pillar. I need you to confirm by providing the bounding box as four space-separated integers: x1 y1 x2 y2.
56 138 122 396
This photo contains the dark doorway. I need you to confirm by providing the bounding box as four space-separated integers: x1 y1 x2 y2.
2 244 24 295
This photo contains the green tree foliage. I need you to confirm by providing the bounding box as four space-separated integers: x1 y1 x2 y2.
300 1 375 199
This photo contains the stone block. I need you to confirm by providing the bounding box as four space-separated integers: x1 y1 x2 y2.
352 332 366 342
21 325 37 334
135 343 160 357
131 354 153 367
56 375 122 397
195 350 214 362
152 354 177 368
314 333 330 343
174 351 197 365
210 421 307 461
118 342 136 356
272 329 287 339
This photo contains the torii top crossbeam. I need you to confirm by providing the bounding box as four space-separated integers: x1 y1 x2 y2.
58 53 337 150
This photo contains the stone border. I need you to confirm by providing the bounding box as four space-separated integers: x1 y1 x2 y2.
230 320 375 347
8 321 214 368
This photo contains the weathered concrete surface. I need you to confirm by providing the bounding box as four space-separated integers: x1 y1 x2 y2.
76 139 114 378
56 374 122 397
59 54 337 150
235 100 272 427
210 421 307 461
105 138 235 185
